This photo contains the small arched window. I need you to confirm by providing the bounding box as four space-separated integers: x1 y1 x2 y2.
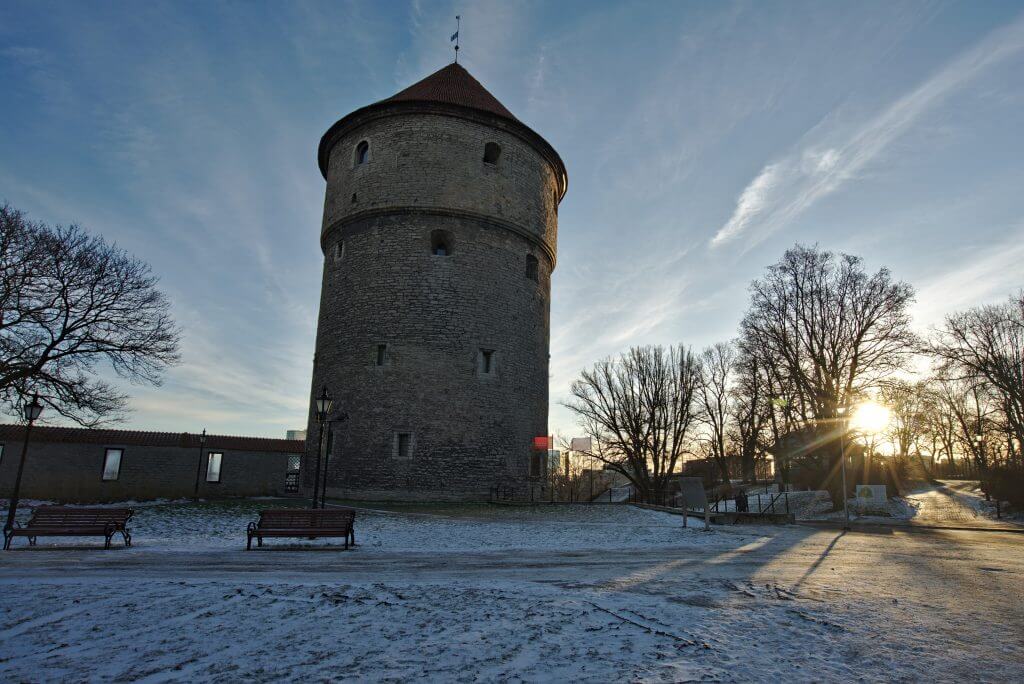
483 142 501 165
525 254 539 282
430 230 453 256
335 241 345 262
355 140 370 165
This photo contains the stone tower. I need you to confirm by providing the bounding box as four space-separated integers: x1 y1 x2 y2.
304 63 566 501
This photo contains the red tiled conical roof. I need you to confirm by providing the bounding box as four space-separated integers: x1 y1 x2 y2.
378 63 518 122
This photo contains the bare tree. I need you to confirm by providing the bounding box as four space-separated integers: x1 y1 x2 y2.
730 348 772 483
880 379 928 474
697 342 735 485
0 204 180 425
931 294 1024 463
738 245 915 503
564 344 699 502
739 245 916 420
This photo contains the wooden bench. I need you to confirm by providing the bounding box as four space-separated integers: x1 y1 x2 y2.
4 506 133 550
247 508 356 550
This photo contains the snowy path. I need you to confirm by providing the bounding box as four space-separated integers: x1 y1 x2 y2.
906 480 1021 528
1 505 1022 681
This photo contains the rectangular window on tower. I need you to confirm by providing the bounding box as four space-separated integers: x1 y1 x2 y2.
479 349 495 375
395 433 413 459
375 344 387 367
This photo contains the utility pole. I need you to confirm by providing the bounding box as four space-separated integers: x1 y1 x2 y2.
838 407 851 531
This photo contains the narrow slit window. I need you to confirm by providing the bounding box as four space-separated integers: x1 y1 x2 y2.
376 344 387 367
206 452 223 483
480 349 495 374
430 230 453 256
335 241 345 261
102 448 122 481
483 142 501 165
355 140 369 165
396 433 412 458
525 254 539 282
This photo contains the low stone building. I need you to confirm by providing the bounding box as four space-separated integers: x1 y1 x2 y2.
0 425 304 503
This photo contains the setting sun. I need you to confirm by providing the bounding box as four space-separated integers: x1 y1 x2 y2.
850 401 892 435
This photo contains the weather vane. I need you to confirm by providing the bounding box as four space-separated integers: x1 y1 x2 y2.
451 15 460 63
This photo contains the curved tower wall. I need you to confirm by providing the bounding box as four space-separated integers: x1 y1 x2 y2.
305 102 563 501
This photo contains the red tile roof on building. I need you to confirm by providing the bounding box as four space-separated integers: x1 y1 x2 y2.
0 424 304 454
378 63 518 122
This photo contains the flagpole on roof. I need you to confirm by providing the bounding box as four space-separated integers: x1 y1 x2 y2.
452 15 460 63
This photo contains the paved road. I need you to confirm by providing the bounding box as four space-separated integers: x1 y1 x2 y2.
906 479 1020 528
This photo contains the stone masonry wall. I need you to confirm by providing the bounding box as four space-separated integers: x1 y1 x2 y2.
322 112 560 257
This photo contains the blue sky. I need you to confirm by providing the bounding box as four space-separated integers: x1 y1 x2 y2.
2 1 1023 439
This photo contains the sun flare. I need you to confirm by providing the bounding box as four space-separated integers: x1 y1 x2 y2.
850 401 891 435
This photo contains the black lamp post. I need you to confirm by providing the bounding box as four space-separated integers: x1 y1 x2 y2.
310 386 333 509
837 406 851 531
192 428 207 500
974 434 988 501
4 394 44 537
319 412 349 509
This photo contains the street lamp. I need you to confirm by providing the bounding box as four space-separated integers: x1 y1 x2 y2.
310 386 333 509
319 412 349 509
192 428 207 500
973 434 988 501
3 394 44 538
837 406 850 530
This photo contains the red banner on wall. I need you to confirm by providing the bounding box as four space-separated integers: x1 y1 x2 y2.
532 436 552 451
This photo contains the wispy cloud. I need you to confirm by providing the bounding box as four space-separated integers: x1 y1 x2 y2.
913 222 1024 326
711 12 1024 249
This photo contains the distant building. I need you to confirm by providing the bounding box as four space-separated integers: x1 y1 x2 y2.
546 449 564 477
286 429 307 441
0 425 304 503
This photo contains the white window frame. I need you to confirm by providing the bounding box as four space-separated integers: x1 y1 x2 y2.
206 452 224 483
102 448 123 482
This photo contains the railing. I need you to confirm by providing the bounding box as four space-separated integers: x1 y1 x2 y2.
489 485 515 503
706 491 790 515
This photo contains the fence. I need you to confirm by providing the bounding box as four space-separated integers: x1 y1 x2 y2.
625 486 791 515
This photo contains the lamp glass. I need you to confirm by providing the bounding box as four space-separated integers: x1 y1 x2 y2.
24 397 42 422
315 387 333 419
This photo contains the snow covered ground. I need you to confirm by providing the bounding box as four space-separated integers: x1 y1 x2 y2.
4 500 735 552
1 501 1022 681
